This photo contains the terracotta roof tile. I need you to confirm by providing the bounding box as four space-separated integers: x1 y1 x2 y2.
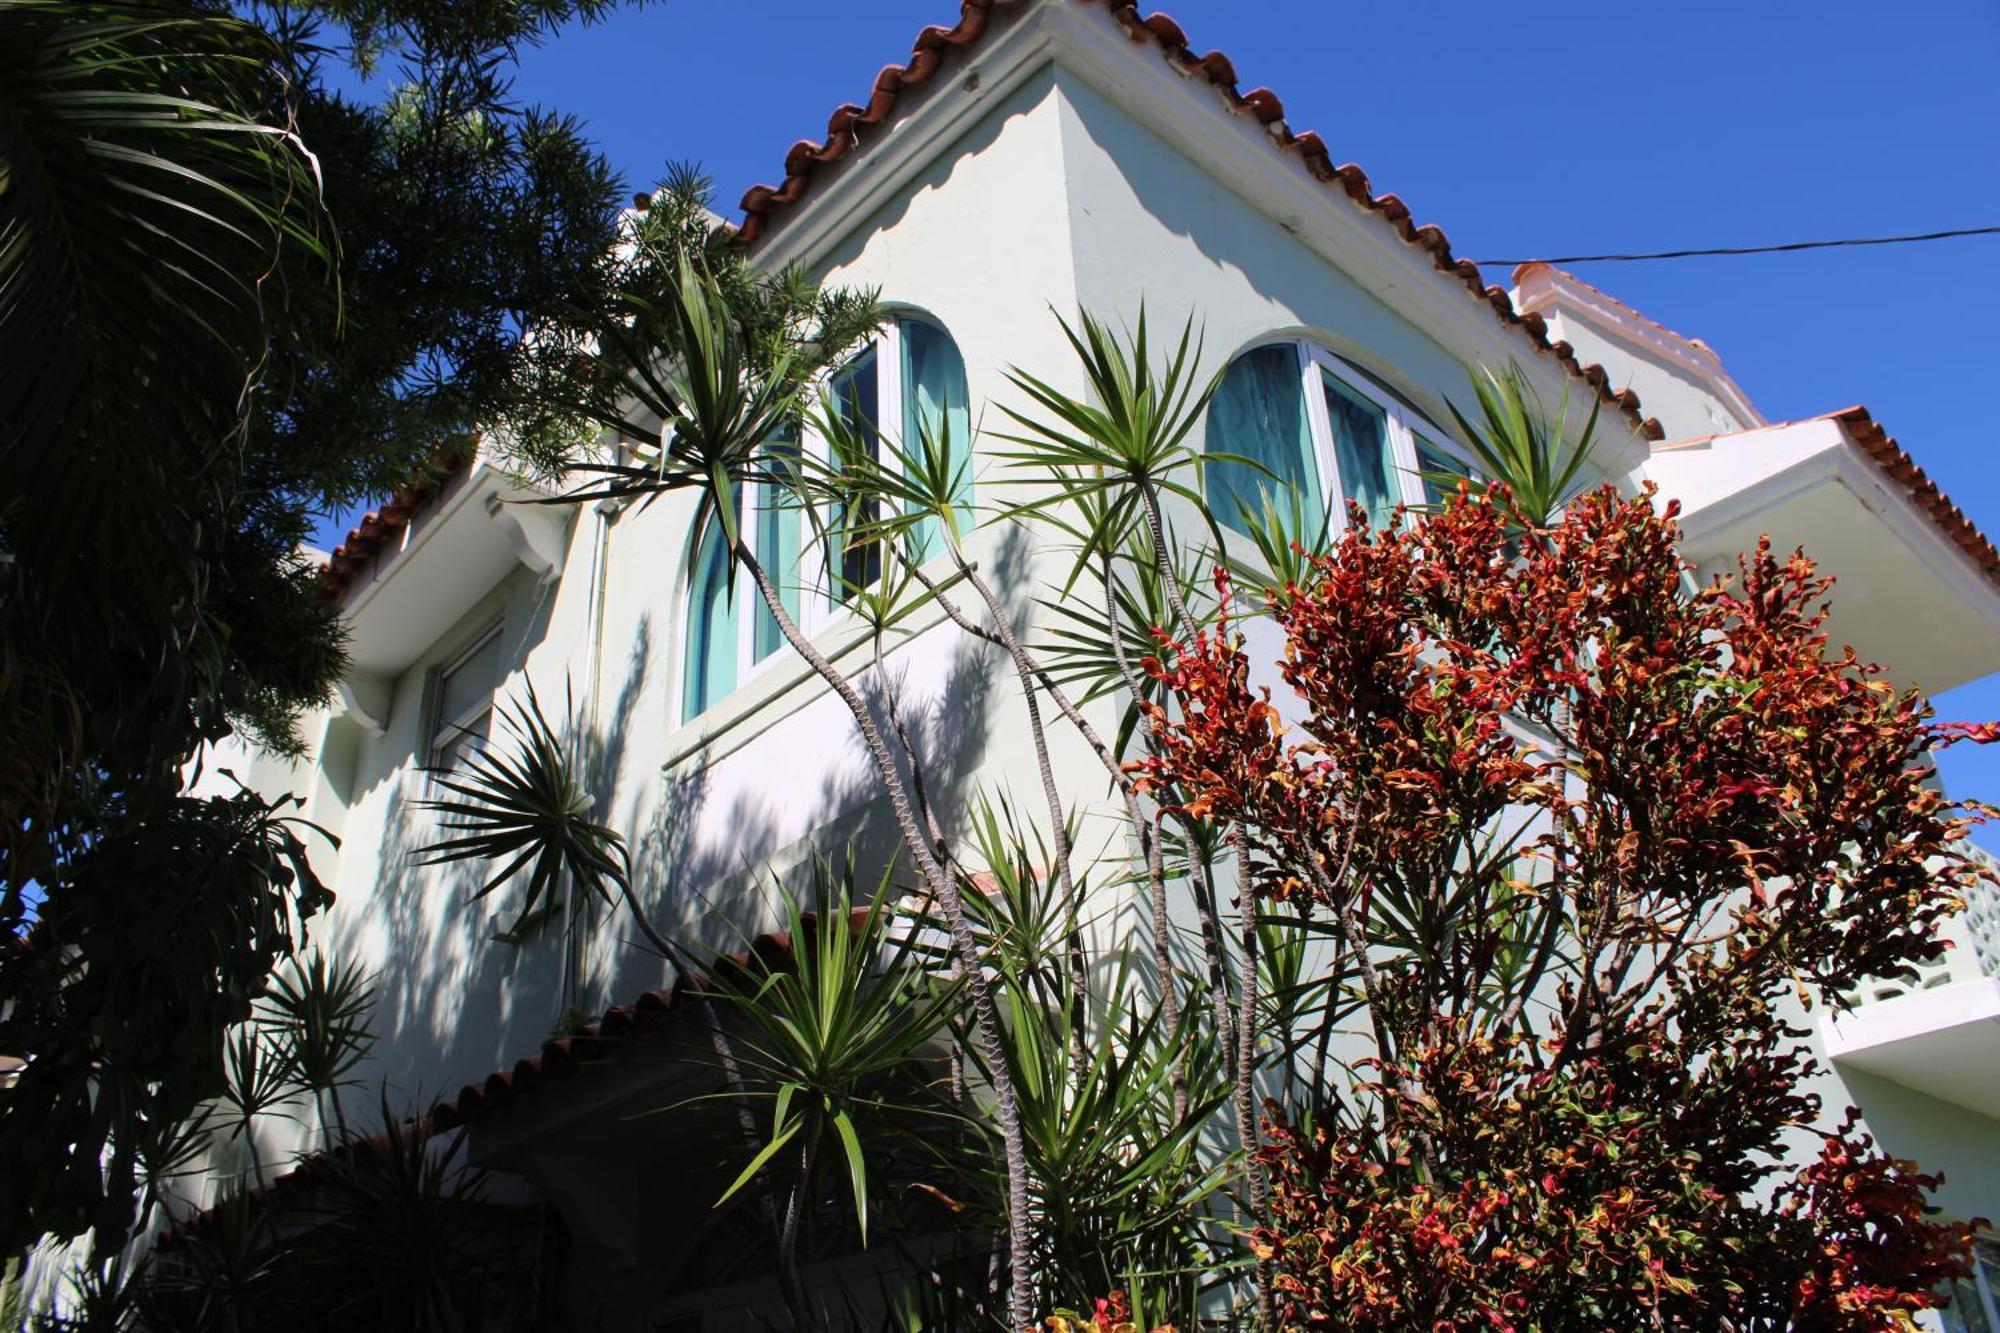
320 448 475 601
158 915 872 1247
1830 406 2000 587
423 908 872 1131
732 0 1663 441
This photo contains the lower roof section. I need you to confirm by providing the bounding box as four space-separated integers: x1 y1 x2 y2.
1822 976 2000 1121
1647 407 2000 694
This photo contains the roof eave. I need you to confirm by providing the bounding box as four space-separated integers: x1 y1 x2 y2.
734 0 1660 461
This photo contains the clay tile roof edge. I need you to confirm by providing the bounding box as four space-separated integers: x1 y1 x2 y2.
1665 407 2000 589
731 0 1662 442
426 904 870 1133
1826 405 2000 588
1512 262 1766 429
319 445 478 603
161 910 876 1246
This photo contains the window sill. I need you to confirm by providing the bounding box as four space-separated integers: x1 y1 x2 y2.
661 568 968 773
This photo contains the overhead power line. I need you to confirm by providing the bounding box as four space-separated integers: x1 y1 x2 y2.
1476 224 2000 267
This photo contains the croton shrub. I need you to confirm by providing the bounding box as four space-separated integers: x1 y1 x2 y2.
1137 484 1989 1329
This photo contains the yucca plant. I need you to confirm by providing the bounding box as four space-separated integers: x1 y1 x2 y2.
993 311 1285 1315
554 254 1039 1328
258 953 375 1147
305 1098 524 1332
215 1026 294 1187
994 309 1228 621
1441 363 1600 528
419 683 639 947
686 866 961 1324
954 881 1232 1328
130 1188 287 1333
32 1248 134 1333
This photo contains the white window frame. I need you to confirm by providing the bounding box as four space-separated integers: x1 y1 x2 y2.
675 462 800 726
673 313 961 728
1208 338 1480 536
426 622 504 775
804 316 942 614
1291 342 1472 532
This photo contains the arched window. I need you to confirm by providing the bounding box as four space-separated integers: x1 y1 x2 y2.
681 433 803 724
679 313 970 724
1205 341 1469 537
821 314 972 604
898 316 971 560
681 516 738 723
1208 344 1319 536
752 431 803 661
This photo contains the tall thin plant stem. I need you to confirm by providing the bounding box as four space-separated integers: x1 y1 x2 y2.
903 553 1184 1103
1132 477 1275 1318
733 537 1035 1330
939 534 1094 1087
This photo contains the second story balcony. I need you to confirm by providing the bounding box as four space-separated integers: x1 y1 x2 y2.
1823 843 2000 1120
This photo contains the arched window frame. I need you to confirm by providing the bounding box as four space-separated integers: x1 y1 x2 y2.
1208 338 1473 537
676 311 970 726
802 311 971 613
676 450 800 725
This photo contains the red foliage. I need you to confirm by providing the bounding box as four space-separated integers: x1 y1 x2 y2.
1134 486 1989 1328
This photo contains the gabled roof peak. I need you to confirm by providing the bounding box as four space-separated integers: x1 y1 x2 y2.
1512 262 1764 431
735 0 1662 440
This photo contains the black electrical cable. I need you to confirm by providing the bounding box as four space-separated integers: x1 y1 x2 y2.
1475 224 2000 267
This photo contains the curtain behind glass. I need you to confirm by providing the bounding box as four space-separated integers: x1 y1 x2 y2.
1207 344 1318 537
829 348 881 603
1321 370 1395 529
753 432 802 662
683 519 738 721
900 319 972 562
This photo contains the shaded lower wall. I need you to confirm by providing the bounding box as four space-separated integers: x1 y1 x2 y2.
1839 1066 2000 1229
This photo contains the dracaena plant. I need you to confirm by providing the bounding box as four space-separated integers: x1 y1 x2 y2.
489 239 1054 1329
930 804 1232 1329
1131 480 1992 1328
257 952 377 1147
1439 362 1600 528
681 865 961 1325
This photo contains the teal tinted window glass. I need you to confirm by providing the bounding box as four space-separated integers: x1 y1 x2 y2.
753 432 802 662
1413 434 1469 510
682 519 738 721
1206 345 1318 537
1321 370 1396 529
828 348 881 603
900 319 972 561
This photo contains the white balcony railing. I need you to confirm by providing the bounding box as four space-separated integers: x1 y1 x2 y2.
1847 841 2000 1007
1824 842 2000 1122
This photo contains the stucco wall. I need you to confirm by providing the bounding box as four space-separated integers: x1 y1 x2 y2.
162 31 1999 1314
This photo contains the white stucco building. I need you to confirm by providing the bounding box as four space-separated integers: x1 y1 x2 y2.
182 1 2000 1325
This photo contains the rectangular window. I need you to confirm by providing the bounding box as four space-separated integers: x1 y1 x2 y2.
428 626 503 772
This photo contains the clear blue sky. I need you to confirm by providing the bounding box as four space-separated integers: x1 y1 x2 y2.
325 0 2000 825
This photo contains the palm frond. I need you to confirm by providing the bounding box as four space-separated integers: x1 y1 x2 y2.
417 681 630 939
1 0 335 585
1444 363 1600 527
